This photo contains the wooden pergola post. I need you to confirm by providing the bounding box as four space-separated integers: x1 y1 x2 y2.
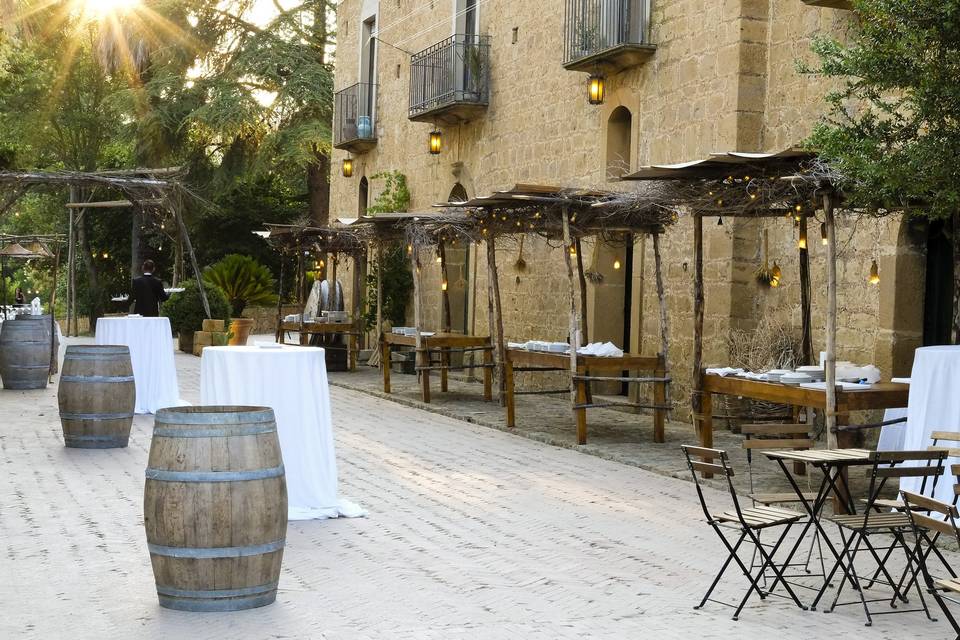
575 237 589 344
66 187 76 336
410 242 429 402
799 215 813 365
652 231 670 442
439 241 452 332
562 208 586 443
48 242 60 382
824 193 839 450
274 252 286 343
485 233 506 405
692 212 710 474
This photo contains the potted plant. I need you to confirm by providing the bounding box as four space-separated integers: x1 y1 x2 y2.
162 280 231 353
203 254 278 346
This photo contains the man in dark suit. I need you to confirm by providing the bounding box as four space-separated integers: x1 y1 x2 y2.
130 259 169 317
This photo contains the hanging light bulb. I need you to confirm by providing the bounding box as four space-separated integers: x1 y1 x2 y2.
869 260 880 285
102 252 109 259
717 216 724 226
821 223 828 245
613 259 621 270
770 261 782 288
441 279 448 291
406 244 413 255
798 226 807 250
435 255 442 263
569 244 577 257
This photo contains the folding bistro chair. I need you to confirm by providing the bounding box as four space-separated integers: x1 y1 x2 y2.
681 445 807 620
825 450 948 626
741 424 823 579
902 489 960 639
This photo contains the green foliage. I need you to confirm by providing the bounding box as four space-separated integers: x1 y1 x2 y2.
203 254 277 316
366 171 411 214
802 0 960 219
363 244 414 330
162 279 231 335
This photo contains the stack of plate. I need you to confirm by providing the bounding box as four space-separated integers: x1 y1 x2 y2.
765 369 792 383
780 372 813 385
796 365 825 382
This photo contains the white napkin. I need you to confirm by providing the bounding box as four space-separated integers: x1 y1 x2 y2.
577 342 624 357
254 341 283 349
706 367 745 377
30 297 41 315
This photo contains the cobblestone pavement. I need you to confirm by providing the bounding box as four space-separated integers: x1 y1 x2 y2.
0 337 950 639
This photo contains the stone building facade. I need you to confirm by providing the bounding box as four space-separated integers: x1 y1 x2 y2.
329 0 947 416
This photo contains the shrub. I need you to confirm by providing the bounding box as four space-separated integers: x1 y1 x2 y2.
203 254 277 317
162 280 231 335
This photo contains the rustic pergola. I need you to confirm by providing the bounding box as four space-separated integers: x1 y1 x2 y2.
622 148 849 447
0 169 210 334
432 184 678 432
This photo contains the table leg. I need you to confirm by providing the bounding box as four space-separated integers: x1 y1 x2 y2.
653 366 666 443
420 348 431 403
505 360 515 428
440 348 449 392
832 407 853 514
699 390 713 478
382 340 391 394
575 368 588 445
482 347 493 401
299 330 308 346
349 333 357 371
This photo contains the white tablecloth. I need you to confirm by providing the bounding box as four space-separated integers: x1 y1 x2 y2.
199 345 364 521
95 317 181 414
900 346 960 503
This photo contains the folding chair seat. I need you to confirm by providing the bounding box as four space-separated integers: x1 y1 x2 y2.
825 450 948 626
902 490 960 639
681 445 807 620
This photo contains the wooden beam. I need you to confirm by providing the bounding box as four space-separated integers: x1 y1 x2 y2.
575 237 589 344
799 216 813 365
64 200 163 209
439 241 452 332
692 213 707 450
486 235 506 405
174 203 211 319
824 193 838 449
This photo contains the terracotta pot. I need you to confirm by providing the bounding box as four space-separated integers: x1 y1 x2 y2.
228 318 255 346
177 331 194 354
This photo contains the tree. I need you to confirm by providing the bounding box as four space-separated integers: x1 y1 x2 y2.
804 0 960 342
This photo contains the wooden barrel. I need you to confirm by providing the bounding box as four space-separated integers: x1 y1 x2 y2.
144 406 287 612
15 314 59 373
0 319 51 389
57 345 135 448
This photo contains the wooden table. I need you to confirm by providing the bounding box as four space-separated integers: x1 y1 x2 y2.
699 374 908 450
505 349 668 445
279 321 360 371
381 332 492 403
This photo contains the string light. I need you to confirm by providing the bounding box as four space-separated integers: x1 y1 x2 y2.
569 245 577 257
798 227 807 250
770 261 782 288
613 259 621 270
441 279 448 291
406 244 413 255
435 255 442 263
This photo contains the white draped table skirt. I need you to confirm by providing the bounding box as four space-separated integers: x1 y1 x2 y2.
200 345 364 521
95 317 182 414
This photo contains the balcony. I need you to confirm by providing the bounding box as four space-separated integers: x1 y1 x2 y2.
801 0 851 7
563 0 655 73
409 34 490 125
333 82 377 153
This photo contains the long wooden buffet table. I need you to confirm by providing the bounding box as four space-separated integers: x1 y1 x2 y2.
381 332 493 403
505 349 669 445
698 373 909 450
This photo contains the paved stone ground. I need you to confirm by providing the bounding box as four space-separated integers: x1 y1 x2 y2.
0 336 951 639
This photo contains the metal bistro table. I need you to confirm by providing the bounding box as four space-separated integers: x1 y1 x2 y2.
505 349 669 445
381 332 493 403
764 448 874 610
279 320 360 371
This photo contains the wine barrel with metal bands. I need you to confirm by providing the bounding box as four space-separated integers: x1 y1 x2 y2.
57 345 135 448
14 314 58 374
0 318 51 390
143 406 288 612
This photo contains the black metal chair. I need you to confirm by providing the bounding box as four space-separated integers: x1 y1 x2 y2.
825 450 947 626
902 489 960 639
680 445 807 620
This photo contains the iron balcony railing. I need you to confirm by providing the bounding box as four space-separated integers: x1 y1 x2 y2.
563 0 649 66
409 34 490 120
333 82 377 148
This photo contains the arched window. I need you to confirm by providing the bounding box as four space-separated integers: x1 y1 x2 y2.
606 106 632 180
358 177 369 216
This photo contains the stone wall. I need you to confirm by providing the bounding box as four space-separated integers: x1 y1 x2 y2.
330 1 925 418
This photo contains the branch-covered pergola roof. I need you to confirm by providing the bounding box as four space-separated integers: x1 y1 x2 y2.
262 222 368 256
